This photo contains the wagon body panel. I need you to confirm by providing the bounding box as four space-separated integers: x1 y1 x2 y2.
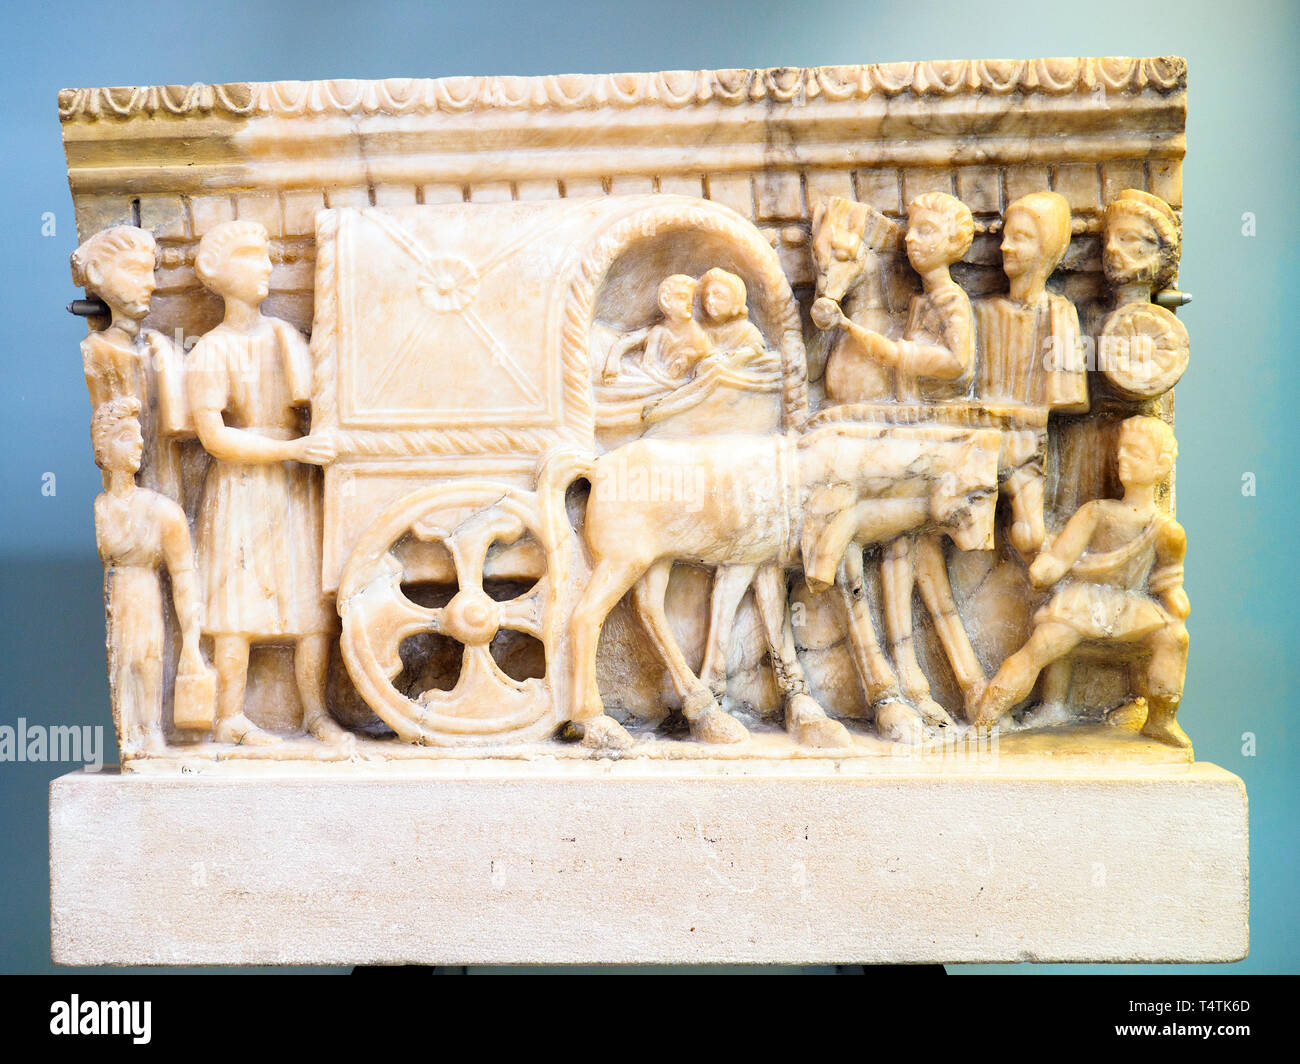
310 194 808 591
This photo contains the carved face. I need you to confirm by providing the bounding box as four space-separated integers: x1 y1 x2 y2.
701 276 741 321
97 414 143 475
208 235 273 304
1104 211 1162 286
999 207 1046 281
1116 426 1169 486
658 278 695 322
96 248 156 321
905 208 951 273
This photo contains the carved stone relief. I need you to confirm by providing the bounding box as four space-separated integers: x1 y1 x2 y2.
61 57 1193 762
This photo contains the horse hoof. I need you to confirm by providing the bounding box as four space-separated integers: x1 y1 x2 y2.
1019 701 1075 730
794 715 852 749
785 693 851 748
961 681 987 724
578 714 635 751
972 682 1015 728
909 693 956 728
691 707 749 745
876 700 924 745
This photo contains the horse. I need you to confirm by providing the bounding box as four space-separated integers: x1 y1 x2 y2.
540 422 1001 751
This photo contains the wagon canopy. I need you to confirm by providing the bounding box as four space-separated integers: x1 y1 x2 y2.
310 194 807 589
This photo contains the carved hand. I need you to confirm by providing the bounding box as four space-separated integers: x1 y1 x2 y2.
291 432 338 465
839 318 895 364
1163 587 1190 620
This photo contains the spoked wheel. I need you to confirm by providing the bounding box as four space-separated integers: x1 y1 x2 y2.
338 482 563 745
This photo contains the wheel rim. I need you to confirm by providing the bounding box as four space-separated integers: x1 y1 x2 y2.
338 482 559 745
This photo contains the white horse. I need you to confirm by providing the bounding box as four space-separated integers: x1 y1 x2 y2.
541 423 1000 750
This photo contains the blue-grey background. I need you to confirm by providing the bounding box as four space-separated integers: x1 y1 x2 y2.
1 0 1294 975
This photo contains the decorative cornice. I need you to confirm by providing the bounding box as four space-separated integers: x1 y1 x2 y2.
59 57 1185 122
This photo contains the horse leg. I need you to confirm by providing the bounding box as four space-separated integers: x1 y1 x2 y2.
837 546 922 744
699 564 758 703
568 557 643 749
1022 658 1074 729
882 535 950 726
754 565 851 749
633 559 748 745
913 533 982 725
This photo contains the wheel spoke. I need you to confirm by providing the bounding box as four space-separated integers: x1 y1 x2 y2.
498 586 545 640
346 557 442 679
448 503 532 593
454 642 519 696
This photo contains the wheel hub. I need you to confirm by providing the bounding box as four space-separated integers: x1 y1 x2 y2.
442 588 500 645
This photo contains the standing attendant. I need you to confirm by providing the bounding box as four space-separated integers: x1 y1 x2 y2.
71 225 182 499
92 398 206 755
187 220 348 746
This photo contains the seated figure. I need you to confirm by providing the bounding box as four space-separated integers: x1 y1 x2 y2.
600 274 712 385
698 267 775 369
973 416 1190 748
639 273 713 382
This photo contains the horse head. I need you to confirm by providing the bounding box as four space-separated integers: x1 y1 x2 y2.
811 197 901 312
929 432 1001 551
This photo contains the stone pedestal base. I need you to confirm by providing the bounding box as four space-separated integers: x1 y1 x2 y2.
50 756 1248 966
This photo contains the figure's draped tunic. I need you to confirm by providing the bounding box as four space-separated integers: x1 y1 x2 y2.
187 320 331 639
895 282 975 402
641 320 711 380
974 293 1088 412
1034 504 1177 639
82 331 181 499
96 491 175 736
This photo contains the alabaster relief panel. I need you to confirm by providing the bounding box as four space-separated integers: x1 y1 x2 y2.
61 57 1194 762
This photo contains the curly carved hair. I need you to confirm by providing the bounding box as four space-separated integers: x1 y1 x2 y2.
1104 188 1182 291
195 220 269 291
1120 414 1178 470
90 396 142 469
908 192 975 261
70 226 157 291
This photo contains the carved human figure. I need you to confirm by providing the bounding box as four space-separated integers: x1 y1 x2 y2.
639 274 713 381
1103 188 1180 298
92 397 206 755
1098 188 1188 399
187 220 348 746
698 267 772 367
976 191 1087 412
852 194 985 723
71 226 181 498
973 191 1088 555
600 274 712 384
820 193 976 402
974 416 1189 748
